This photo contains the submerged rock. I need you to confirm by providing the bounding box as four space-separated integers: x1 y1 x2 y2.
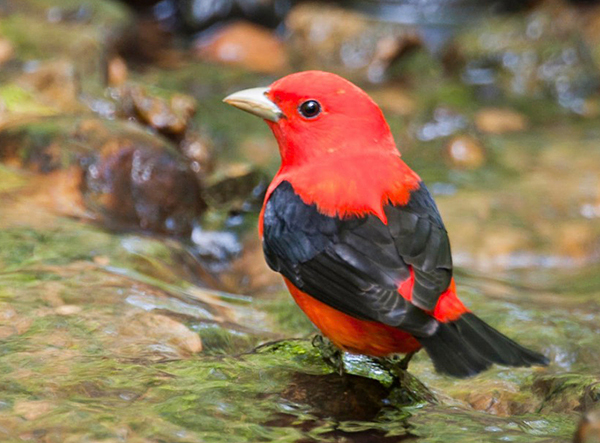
179 130 215 176
118 311 203 358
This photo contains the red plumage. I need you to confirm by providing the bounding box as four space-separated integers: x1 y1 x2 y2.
225 70 547 377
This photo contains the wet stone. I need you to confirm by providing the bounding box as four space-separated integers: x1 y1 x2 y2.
193 21 290 75
0 117 206 236
17 59 83 113
116 312 203 359
281 372 389 421
116 84 197 137
204 163 264 210
107 56 128 87
461 381 536 416
286 2 422 83
178 0 290 31
179 130 215 176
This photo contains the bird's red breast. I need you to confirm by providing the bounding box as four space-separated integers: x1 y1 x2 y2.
284 278 422 356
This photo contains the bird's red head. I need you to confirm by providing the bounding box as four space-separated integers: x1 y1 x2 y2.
265 71 397 167
225 71 398 169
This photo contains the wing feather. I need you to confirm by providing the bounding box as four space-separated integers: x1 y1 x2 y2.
262 180 452 337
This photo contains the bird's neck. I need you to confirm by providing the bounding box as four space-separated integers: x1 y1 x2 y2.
267 152 421 224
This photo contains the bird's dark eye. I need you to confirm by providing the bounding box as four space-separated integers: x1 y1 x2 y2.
298 100 321 119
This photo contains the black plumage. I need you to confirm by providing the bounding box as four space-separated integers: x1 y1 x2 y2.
262 180 548 377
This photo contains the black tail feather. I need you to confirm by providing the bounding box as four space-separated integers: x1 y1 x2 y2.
418 313 548 378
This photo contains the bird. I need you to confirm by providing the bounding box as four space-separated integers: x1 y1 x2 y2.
223 70 548 377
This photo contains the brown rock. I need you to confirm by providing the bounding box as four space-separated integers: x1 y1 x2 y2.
445 135 486 169
0 38 14 65
85 135 205 235
18 59 82 112
475 108 529 134
119 312 202 356
0 117 206 235
180 131 215 176
193 21 289 74
107 56 128 87
463 383 535 416
204 163 263 209
119 85 197 137
282 373 389 421
575 409 600 443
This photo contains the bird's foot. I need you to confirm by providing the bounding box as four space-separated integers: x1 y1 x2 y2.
374 352 437 404
397 351 416 371
374 352 416 388
312 335 346 376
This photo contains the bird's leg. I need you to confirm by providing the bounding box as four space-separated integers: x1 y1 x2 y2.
397 351 416 371
374 352 437 404
312 334 345 376
374 352 416 388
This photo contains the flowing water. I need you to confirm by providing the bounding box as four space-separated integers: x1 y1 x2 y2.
0 1 599 442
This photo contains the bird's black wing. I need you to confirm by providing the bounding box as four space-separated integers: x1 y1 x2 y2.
262 180 453 337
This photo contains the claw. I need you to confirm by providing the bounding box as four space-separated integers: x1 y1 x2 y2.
311 335 346 376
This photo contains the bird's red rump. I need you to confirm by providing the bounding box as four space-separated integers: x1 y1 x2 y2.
398 271 468 323
431 279 469 322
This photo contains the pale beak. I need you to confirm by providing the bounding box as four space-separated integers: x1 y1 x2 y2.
223 87 282 122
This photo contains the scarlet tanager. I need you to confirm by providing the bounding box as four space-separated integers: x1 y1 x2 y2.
224 71 548 377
